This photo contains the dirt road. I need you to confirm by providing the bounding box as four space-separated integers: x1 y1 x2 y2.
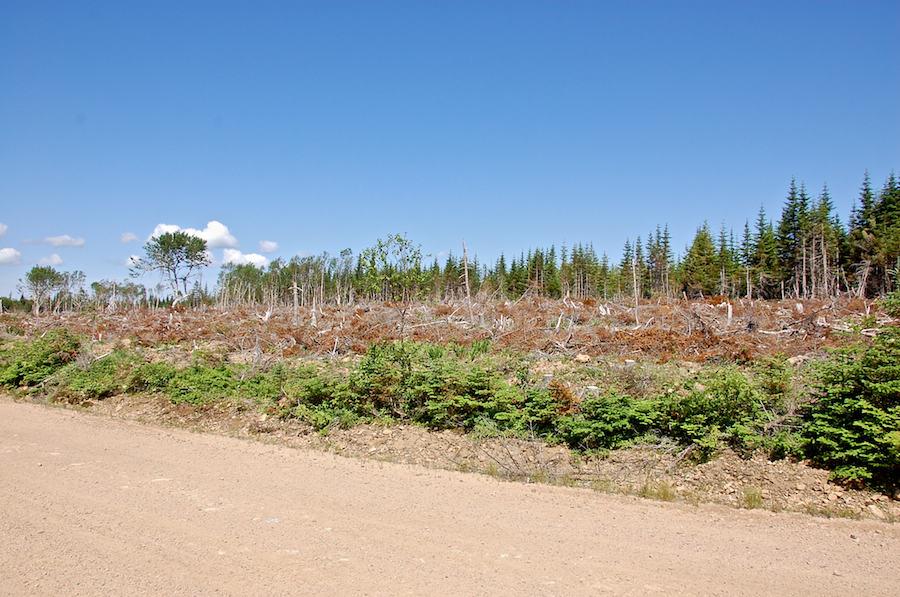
1 397 897 596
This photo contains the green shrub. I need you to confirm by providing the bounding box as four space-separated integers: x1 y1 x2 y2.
341 340 519 430
518 388 565 436
802 327 900 488
167 365 236 405
276 364 338 408
126 361 178 393
659 368 762 453
653 365 805 459
0 330 83 388
879 287 900 318
752 355 792 406
414 360 519 429
53 351 139 401
557 392 654 450
346 340 419 413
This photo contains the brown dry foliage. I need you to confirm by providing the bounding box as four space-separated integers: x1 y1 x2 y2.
0 296 887 363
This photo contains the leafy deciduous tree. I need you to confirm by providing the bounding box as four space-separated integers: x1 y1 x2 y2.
130 231 211 302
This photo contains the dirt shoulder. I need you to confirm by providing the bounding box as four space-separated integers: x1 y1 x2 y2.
2 395 899 596
78 392 900 522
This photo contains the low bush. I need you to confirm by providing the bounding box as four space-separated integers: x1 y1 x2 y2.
15 330 885 486
344 340 520 429
557 392 654 450
167 365 237 405
802 327 900 488
53 350 139 401
126 361 178 393
0 329 83 388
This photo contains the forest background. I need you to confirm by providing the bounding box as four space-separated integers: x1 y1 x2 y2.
7 170 899 314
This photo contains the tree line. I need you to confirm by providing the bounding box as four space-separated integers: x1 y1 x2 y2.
221 170 900 305
7 170 898 314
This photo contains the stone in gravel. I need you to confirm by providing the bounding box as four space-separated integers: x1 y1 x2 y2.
867 505 886 520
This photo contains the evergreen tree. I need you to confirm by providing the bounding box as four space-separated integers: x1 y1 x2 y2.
716 223 737 296
634 236 646 298
619 239 634 296
776 178 812 295
752 205 780 298
544 245 561 298
599 252 611 300
681 222 718 297
851 170 875 231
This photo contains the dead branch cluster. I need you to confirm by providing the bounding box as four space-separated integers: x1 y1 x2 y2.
2 296 889 363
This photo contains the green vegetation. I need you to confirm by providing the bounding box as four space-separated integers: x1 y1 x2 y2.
2 322 898 491
7 171 897 313
212 171 900 305
130 231 211 304
802 327 900 488
0 329 82 388
17 266 86 315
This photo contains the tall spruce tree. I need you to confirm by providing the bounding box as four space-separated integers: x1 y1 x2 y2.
681 222 718 297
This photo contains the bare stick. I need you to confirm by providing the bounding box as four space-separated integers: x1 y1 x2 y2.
462 238 474 323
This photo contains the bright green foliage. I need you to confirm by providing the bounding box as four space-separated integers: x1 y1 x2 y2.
0 332 807 461
126 362 179 393
557 392 654 450
166 366 236 405
414 361 520 429
660 365 800 458
879 288 900 318
53 351 139 401
17 327 900 491
345 341 519 429
346 340 419 414
358 234 426 302
163 364 288 406
519 387 567 437
680 222 719 297
130 231 211 299
661 369 758 453
803 327 900 487
0 330 82 388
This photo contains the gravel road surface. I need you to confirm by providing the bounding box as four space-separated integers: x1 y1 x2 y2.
1 397 897 596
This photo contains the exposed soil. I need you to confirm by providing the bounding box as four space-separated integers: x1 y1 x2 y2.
3 395 899 596
3 296 898 523
75 392 899 522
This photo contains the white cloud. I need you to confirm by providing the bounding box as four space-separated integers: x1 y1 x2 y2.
148 223 182 241
45 235 86 247
259 240 280 254
223 248 269 268
148 221 239 249
0 223 7 238
0 248 22 266
38 253 64 267
126 254 141 267
121 232 139 244
194 221 239 248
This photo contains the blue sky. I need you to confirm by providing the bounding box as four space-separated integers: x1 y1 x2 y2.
1 1 898 296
